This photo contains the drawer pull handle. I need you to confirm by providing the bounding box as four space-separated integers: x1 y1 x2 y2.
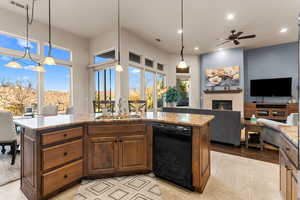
64 152 68 156
119 140 123 143
64 175 68 179
64 134 68 137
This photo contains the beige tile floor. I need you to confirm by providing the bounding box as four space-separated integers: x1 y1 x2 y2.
0 151 281 200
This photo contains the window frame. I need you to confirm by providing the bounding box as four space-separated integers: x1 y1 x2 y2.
94 66 117 102
93 48 117 66
176 75 191 107
43 43 73 64
0 30 40 55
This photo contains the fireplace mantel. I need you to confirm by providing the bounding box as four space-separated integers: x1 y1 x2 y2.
203 89 243 94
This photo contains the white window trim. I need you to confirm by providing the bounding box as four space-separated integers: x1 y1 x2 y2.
43 42 73 64
0 30 40 55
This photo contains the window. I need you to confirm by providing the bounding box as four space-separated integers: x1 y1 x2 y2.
128 66 142 100
0 32 38 54
95 67 116 101
145 58 153 68
129 52 141 64
94 50 115 64
145 71 155 110
0 54 38 116
176 78 190 106
44 65 71 113
157 63 164 71
156 74 166 110
44 45 72 61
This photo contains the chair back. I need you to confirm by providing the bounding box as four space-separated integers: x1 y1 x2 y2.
93 101 115 113
41 105 58 116
0 111 17 142
128 100 147 113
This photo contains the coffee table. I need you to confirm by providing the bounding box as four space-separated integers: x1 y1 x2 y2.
243 120 264 150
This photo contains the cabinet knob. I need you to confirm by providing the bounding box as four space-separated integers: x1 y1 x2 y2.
64 152 68 156
119 140 123 143
64 174 68 179
64 134 68 137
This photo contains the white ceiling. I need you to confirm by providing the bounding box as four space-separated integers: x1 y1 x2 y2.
0 0 299 54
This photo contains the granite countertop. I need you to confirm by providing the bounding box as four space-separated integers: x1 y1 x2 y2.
279 125 298 147
14 112 215 131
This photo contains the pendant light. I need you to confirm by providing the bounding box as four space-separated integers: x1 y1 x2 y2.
5 0 45 72
177 0 188 69
115 0 123 72
43 0 56 66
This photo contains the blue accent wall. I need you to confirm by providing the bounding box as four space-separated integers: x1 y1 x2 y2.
244 42 298 103
200 48 245 91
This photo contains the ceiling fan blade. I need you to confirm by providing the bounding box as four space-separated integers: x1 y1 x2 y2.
217 40 230 46
235 32 244 37
238 35 256 40
233 40 240 45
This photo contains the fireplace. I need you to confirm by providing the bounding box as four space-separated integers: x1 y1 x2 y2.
212 100 233 110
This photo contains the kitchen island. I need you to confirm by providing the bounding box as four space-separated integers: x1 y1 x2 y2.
15 112 214 200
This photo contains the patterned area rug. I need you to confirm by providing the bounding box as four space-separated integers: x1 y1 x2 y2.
0 152 20 186
74 174 161 200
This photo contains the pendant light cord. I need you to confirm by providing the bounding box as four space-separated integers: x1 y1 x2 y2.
48 0 52 57
117 0 121 65
180 0 184 61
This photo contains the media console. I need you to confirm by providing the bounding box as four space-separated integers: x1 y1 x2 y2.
244 103 298 121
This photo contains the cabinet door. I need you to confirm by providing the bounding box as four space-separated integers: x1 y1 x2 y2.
118 135 147 171
280 151 287 200
87 136 118 175
291 173 298 200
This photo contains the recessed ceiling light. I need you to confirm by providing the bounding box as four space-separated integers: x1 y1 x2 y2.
177 29 183 34
280 28 288 33
194 47 199 50
227 13 235 20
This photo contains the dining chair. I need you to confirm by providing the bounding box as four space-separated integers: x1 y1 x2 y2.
128 100 147 113
41 105 58 116
93 100 115 113
0 111 18 165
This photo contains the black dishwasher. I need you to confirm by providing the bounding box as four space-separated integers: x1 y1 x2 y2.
153 123 194 190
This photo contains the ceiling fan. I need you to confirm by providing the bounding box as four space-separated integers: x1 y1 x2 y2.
218 30 256 46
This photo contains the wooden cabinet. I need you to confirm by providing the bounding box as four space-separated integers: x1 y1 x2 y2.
118 135 147 171
87 136 118 175
244 103 298 121
86 123 149 177
279 135 298 200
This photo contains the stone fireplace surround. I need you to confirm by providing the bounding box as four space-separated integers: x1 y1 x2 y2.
202 91 244 116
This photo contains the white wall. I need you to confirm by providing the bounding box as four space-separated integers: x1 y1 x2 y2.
166 54 201 108
0 8 90 114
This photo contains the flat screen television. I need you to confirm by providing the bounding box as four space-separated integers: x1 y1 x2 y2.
250 77 292 97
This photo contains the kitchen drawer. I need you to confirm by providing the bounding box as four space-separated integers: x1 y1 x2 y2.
41 127 83 145
88 123 145 136
42 139 83 170
281 135 298 167
42 159 83 196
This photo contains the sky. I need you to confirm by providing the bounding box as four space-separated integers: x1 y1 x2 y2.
0 33 71 92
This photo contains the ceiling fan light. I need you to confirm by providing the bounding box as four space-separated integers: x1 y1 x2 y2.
43 56 56 65
178 60 188 69
30 65 46 73
116 64 123 72
5 61 22 69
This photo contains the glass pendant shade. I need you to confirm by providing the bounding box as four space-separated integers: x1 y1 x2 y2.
43 56 56 65
178 60 187 69
5 61 22 69
30 65 46 72
116 63 123 72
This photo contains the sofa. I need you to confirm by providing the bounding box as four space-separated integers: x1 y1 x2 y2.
163 107 242 146
257 113 298 147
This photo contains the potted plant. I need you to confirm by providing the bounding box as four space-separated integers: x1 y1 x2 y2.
165 87 178 107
